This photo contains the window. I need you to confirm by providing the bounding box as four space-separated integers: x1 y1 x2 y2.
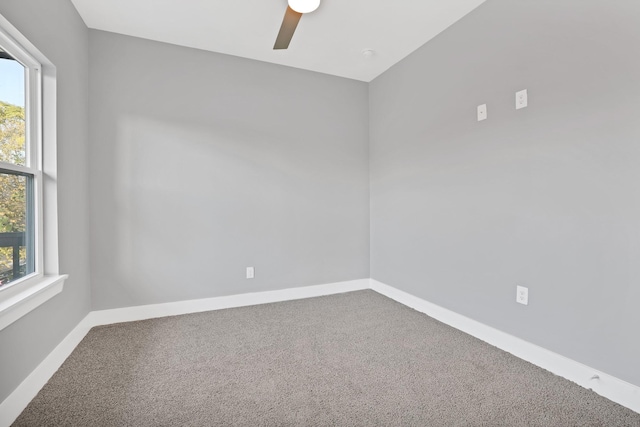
0 47 37 288
0 14 66 331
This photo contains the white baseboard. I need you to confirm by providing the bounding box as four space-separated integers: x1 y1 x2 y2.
87 279 370 326
0 279 369 426
3 277 638 426
369 279 640 415
0 313 94 427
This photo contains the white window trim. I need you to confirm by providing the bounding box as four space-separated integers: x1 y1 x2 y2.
0 13 67 332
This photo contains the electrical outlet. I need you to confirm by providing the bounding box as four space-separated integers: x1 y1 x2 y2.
516 285 528 305
477 104 487 121
516 89 528 109
246 267 255 279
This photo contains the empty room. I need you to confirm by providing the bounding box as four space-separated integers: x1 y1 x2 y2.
1 0 639 425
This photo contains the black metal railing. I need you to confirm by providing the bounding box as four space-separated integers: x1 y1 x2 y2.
0 231 26 284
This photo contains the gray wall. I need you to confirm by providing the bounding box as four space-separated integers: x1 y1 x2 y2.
89 31 370 310
3 0 638 406
0 0 91 403
370 0 640 386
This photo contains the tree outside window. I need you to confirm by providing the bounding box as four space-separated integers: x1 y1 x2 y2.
0 51 30 287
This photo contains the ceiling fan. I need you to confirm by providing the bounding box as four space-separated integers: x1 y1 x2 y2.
273 0 321 50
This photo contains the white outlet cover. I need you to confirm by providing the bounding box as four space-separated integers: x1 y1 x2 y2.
477 104 487 121
516 89 528 109
516 285 529 305
246 267 255 279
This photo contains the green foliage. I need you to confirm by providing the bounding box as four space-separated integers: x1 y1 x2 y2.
0 101 26 165
0 100 27 278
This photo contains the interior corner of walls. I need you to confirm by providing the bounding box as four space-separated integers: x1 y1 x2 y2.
0 312 95 426
3 279 373 425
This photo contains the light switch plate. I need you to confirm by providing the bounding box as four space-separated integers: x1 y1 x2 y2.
246 267 255 279
516 89 528 109
477 104 487 121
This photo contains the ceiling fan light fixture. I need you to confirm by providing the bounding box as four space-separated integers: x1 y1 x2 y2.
288 0 320 14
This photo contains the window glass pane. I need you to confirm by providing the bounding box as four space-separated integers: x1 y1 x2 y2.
0 171 34 287
0 49 26 166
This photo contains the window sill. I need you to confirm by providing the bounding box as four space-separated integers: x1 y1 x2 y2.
0 274 68 332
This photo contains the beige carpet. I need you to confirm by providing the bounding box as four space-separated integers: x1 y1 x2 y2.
13 290 640 426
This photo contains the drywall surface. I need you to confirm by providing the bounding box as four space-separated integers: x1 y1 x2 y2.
89 31 369 309
0 0 91 403
370 0 640 386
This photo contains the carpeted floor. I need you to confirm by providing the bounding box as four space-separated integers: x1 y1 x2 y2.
14 290 640 426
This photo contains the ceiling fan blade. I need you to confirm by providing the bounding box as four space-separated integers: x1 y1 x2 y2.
273 6 303 50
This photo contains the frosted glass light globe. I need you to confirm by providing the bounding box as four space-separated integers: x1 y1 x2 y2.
288 0 320 13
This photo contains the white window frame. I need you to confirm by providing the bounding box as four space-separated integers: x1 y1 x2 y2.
0 14 67 331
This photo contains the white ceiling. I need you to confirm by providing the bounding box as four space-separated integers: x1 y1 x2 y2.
70 0 486 82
